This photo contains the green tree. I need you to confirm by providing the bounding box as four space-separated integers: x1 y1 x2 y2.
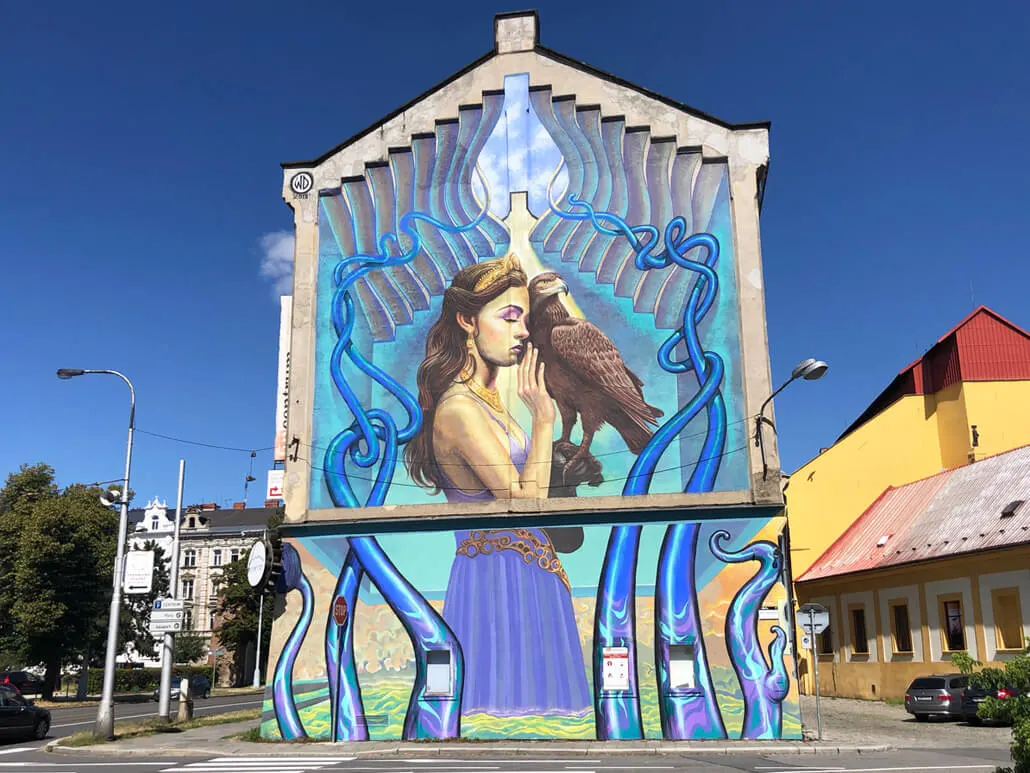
216 511 280 685
0 471 116 699
173 632 209 664
0 463 59 515
119 541 170 660
952 643 1030 772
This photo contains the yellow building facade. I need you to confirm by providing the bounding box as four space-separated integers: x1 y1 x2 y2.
788 307 1030 579
788 307 1030 698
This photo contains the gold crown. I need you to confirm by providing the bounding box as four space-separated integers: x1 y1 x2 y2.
473 253 522 291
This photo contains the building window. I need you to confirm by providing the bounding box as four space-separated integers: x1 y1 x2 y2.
184 609 193 630
230 548 240 563
151 516 159 530
188 516 196 529
210 577 221 599
890 602 913 653
992 588 1024 650
212 549 222 567
183 549 196 569
818 622 834 655
209 610 217 630
182 579 194 600
941 598 966 651
850 607 869 655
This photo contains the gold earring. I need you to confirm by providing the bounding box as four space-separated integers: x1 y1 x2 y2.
466 332 474 350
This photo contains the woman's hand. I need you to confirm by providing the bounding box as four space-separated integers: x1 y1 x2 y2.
517 342 555 424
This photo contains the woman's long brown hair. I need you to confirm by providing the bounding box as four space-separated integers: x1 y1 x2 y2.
404 257 528 491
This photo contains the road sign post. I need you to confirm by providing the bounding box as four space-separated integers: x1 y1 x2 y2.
159 460 185 723
799 602 827 740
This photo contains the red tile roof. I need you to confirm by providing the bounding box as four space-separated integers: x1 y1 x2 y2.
840 307 1030 440
797 444 1030 583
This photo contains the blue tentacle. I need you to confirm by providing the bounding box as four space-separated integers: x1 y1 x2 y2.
546 188 729 740
272 543 313 740
709 531 789 739
325 545 367 742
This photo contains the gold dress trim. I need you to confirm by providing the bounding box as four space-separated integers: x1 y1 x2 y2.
456 528 571 592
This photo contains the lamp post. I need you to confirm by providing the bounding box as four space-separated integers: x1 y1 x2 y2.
56 368 135 741
754 358 828 481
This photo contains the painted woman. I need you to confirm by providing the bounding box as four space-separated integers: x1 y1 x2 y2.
404 253 591 718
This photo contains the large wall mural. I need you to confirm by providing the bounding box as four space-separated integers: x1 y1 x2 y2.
262 516 800 741
269 63 787 745
309 73 748 514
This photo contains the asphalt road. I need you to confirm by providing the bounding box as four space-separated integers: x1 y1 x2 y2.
0 745 1015 772
4 693 265 748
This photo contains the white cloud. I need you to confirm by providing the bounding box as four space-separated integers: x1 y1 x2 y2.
259 230 294 297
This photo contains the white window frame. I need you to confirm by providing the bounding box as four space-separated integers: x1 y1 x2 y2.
182 579 194 601
212 549 222 567
925 577 978 661
878 584 923 661
977 569 1030 661
840 591 877 663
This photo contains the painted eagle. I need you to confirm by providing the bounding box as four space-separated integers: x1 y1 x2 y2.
528 272 664 468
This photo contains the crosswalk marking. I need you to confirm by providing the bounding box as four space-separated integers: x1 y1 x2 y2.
161 759 355 773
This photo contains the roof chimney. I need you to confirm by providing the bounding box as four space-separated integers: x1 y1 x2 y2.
264 499 279 508
494 11 538 54
232 502 246 510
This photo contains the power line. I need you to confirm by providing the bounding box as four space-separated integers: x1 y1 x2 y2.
135 428 271 454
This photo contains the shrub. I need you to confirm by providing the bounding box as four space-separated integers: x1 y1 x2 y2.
84 666 212 695
952 641 1030 773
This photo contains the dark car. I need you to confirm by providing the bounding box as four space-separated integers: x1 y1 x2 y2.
0 671 43 696
962 684 1022 725
152 674 211 701
0 686 49 740
904 674 969 720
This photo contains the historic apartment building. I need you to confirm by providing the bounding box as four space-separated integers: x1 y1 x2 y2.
126 497 277 677
261 11 804 744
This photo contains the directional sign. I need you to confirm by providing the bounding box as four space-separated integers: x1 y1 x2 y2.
154 598 184 611
799 602 830 635
148 619 183 633
123 550 155 595
151 610 184 622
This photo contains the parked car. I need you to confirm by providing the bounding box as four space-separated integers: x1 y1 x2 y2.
0 685 49 740
0 671 43 696
152 674 211 701
904 674 969 720
962 684 1022 725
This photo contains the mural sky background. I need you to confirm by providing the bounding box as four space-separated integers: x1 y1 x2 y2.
4 0 1029 504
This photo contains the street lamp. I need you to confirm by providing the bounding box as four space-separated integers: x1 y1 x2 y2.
754 358 828 480
56 368 135 740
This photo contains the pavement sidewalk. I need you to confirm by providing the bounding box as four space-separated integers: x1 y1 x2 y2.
45 719 889 758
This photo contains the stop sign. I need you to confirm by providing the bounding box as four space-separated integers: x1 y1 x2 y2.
332 596 348 626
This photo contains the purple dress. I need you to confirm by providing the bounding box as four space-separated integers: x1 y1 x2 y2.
437 394 591 717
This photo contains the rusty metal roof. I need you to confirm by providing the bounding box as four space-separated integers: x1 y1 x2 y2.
797 445 1030 582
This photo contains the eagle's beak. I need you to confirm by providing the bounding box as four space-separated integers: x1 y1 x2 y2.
559 280 570 296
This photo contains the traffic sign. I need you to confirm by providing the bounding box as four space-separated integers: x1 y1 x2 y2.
149 619 183 633
123 550 155 595
151 610 184 622
154 598 184 611
799 603 830 635
332 596 349 626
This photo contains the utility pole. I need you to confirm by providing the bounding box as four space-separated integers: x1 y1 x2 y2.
158 460 185 722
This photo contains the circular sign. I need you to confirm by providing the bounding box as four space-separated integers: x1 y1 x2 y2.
247 539 268 588
332 596 349 626
290 172 314 196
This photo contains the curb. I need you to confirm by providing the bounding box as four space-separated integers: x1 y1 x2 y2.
45 740 893 758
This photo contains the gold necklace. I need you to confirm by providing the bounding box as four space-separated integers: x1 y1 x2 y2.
465 377 504 413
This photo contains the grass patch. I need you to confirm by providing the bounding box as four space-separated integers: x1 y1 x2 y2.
229 727 262 742
884 697 905 706
59 708 260 747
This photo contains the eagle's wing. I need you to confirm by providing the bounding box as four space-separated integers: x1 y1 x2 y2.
550 321 661 430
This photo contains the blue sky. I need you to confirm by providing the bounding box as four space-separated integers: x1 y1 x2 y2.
3 0 1028 506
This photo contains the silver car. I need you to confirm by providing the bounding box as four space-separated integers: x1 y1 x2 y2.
904 674 969 720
